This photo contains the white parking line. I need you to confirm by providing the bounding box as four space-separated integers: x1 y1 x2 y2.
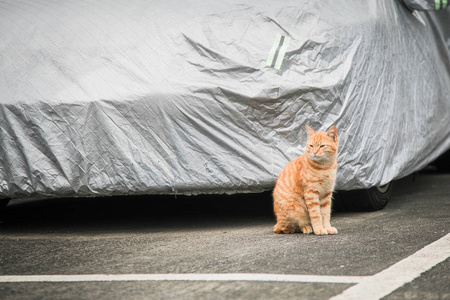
331 233 450 300
0 273 365 284
0 233 448 300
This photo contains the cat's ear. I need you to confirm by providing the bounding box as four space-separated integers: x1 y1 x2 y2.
305 124 315 137
327 126 338 142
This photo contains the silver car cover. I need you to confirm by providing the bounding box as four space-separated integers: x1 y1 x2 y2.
1 0 449 200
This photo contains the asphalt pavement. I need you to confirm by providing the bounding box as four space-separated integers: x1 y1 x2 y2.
0 172 449 300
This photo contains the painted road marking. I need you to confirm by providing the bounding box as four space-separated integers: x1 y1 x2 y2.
331 233 450 300
0 233 448 300
0 273 365 284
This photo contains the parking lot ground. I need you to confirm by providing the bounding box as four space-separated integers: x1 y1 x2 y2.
0 172 449 300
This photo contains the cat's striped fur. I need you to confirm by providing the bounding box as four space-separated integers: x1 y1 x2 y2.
273 125 338 235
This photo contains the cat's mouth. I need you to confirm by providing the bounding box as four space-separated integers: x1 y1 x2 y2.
308 153 328 163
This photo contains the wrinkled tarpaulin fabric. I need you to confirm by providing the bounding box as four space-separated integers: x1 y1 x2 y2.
1 0 449 200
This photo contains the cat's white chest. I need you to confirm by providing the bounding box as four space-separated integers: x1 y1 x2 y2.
318 169 336 197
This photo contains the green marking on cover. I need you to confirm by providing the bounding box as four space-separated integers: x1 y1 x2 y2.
274 36 291 70
266 34 282 67
266 34 291 70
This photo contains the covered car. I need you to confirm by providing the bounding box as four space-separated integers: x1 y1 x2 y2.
1 0 449 210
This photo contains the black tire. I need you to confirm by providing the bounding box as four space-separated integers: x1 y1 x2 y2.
333 182 393 212
0 198 10 221
433 150 450 172
0 198 9 210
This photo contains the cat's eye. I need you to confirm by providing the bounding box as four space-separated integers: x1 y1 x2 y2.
319 145 325 148
309 144 313 148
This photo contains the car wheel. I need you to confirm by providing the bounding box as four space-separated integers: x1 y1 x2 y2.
433 150 450 172
333 182 393 212
0 198 10 209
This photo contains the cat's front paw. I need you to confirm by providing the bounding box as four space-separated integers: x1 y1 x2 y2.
325 227 338 234
313 228 328 235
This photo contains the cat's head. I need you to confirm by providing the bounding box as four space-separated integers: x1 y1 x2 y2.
305 125 338 165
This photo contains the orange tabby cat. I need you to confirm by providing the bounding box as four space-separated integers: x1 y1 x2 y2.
273 125 338 235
